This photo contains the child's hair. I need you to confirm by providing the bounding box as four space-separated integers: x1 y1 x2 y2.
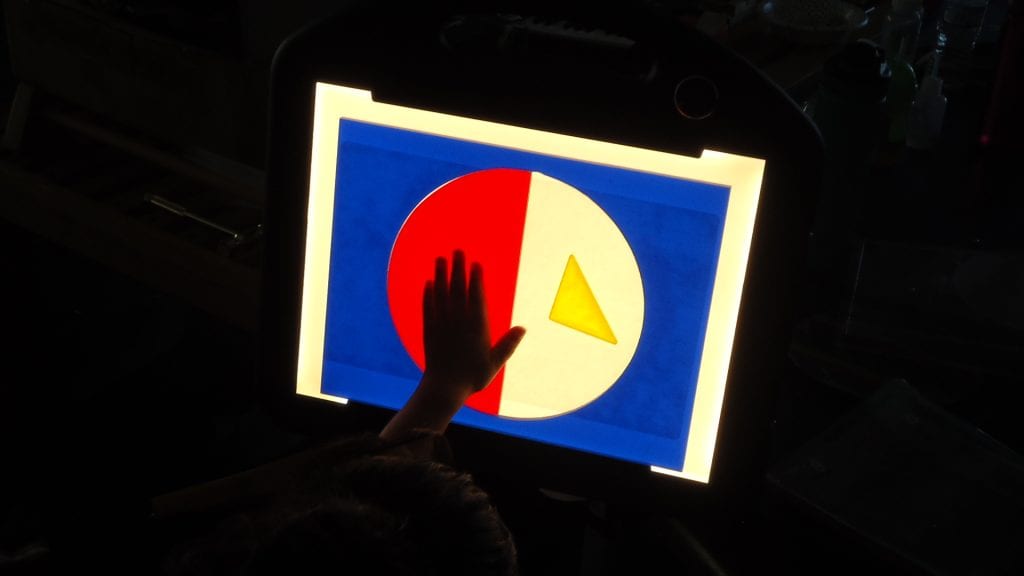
164 452 517 576
247 456 517 576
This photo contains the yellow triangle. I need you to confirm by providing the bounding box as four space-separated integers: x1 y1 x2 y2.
549 255 617 344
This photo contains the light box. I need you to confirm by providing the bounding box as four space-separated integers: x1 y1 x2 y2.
295 83 765 483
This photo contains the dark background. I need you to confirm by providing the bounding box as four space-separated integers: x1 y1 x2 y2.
2 1 1022 574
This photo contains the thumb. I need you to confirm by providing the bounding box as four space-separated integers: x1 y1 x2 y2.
490 326 526 370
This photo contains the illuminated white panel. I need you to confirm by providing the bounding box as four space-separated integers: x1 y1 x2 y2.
301 83 765 483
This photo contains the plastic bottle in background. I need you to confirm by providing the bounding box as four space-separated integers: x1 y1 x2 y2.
935 0 991 88
807 41 891 313
886 38 919 148
884 0 923 62
810 41 892 173
906 62 947 149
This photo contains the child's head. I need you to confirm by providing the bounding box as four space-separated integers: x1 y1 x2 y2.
166 454 517 576
249 455 516 576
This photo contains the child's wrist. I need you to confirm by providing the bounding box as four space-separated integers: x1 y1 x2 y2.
416 374 474 409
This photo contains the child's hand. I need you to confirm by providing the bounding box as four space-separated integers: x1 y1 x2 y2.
421 250 525 401
381 251 525 442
